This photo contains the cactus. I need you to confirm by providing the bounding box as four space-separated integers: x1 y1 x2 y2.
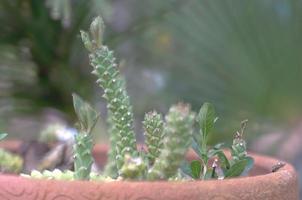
143 111 164 165
72 94 99 180
23 16 254 182
103 112 118 178
81 17 138 170
147 103 195 180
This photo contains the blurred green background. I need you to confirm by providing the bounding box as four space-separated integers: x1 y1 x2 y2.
1 0 302 182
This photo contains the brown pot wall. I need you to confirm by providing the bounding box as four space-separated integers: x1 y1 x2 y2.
0 141 299 200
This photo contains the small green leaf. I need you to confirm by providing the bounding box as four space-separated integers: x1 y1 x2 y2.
190 160 202 179
0 133 7 140
213 143 224 150
207 149 230 170
203 168 214 180
72 93 100 133
191 138 202 157
241 157 254 176
180 161 192 177
197 102 216 140
225 159 248 178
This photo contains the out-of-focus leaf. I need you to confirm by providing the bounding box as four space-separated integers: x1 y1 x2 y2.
191 138 202 157
213 143 224 150
197 102 216 141
180 161 192 177
72 93 99 133
203 168 214 180
208 149 230 170
241 156 254 176
190 160 201 179
225 159 248 178
0 133 7 140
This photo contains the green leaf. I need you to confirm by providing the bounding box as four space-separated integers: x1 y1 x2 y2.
190 160 202 179
225 159 248 178
72 93 100 133
207 149 230 170
191 138 202 157
180 161 192 177
197 103 216 156
0 133 7 140
203 168 214 180
213 143 224 150
197 102 216 139
241 157 254 176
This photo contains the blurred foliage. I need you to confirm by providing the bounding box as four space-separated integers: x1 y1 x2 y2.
1 0 302 143
130 0 302 141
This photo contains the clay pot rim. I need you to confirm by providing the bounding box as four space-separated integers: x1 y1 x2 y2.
0 140 297 186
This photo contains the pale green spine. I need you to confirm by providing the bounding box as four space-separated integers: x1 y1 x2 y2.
147 103 195 180
143 111 164 165
81 17 138 171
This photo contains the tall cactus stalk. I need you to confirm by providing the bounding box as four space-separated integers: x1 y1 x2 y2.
81 17 138 171
147 103 195 180
72 94 99 180
143 111 164 165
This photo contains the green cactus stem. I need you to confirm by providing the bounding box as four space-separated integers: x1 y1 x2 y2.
81 16 138 171
103 112 118 178
72 94 99 180
143 111 164 165
147 103 195 180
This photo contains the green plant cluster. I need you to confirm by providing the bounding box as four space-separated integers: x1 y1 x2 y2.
182 104 253 180
27 16 253 182
0 133 23 174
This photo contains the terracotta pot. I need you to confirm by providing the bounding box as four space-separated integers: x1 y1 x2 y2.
0 140 299 200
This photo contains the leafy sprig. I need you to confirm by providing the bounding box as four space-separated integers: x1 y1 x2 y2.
184 103 253 180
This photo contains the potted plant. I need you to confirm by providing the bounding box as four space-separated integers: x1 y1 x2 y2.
0 17 298 200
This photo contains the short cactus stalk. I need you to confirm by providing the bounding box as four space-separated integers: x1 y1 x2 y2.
72 94 99 180
143 111 164 165
81 17 138 171
147 103 195 180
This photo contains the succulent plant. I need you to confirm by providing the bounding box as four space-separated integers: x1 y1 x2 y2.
143 111 165 165
0 148 23 174
183 103 253 180
26 16 253 182
147 103 195 180
81 17 138 171
72 94 99 180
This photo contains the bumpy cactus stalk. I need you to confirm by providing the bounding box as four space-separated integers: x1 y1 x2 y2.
72 94 99 180
103 112 118 178
147 103 195 180
143 111 164 165
81 17 138 170
231 119 248 162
